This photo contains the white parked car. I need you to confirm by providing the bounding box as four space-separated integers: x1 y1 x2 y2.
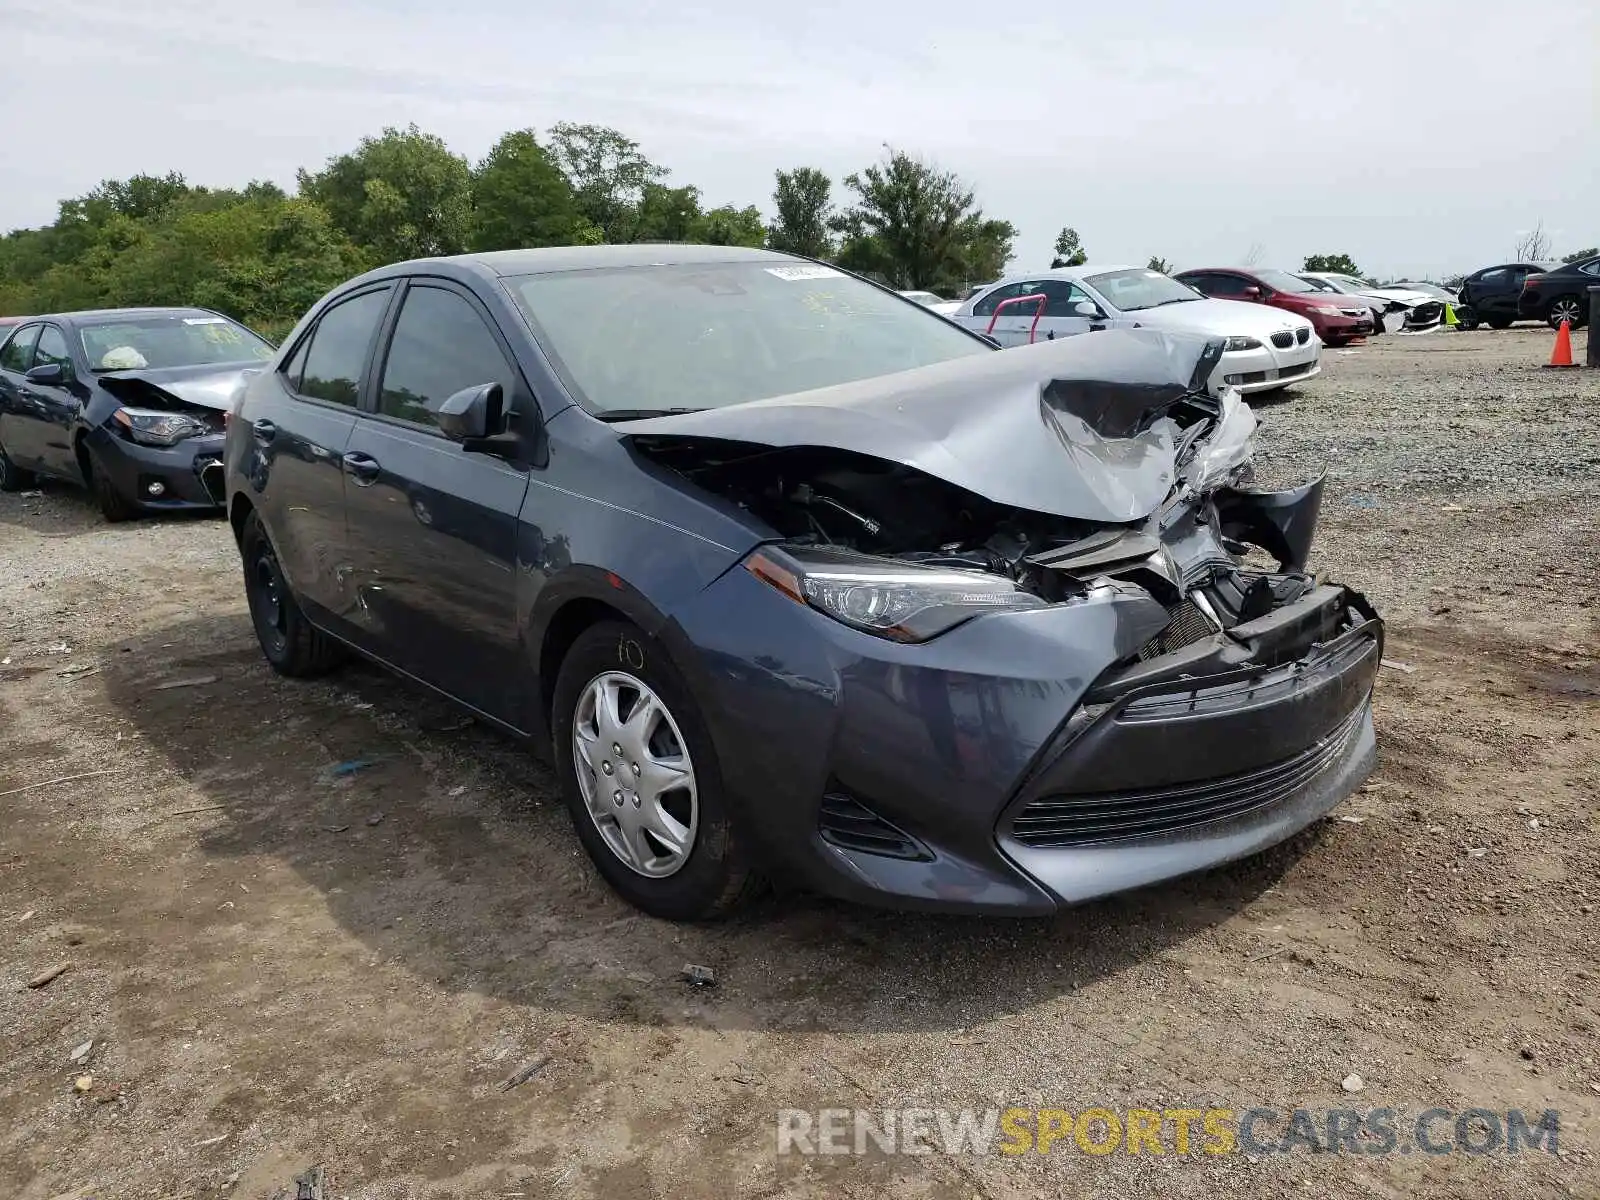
953 265 1320 396
1299 272 1447 332
896 289 962 315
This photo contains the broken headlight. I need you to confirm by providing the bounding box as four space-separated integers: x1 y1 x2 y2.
745 546 1045 642
1222 336 1262 351
112 407 210 447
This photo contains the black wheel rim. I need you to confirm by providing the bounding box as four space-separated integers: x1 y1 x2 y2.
249 548 289 655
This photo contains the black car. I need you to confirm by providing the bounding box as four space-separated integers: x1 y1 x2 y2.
0 308 274 518
1454 262 1559 330
225 245 1382 921
1518 257 1600 329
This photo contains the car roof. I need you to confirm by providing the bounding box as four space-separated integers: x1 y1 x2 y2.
392 243 798 280
24 306 228 325
984 263 1147 287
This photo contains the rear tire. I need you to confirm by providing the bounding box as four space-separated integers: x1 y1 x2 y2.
240 511 344 677
1547 296 1586 329
1455 307 1479 331
552 619 761 920
0 440 34 492
89 452 136 522
1485 316 1513 330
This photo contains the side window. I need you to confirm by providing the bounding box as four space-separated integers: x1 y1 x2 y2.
0 323 41 373
1034 280 1094 318
972 283 1028 317
1581 260 1600 277
377 285 514 430
33 326 72 378
280 336 311 392
297 288 391 407
1211 274 1252 296
1179 274 1215 295
1478 268 1508 286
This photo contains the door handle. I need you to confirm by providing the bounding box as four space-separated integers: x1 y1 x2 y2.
251 418 277 444
342 451 381 485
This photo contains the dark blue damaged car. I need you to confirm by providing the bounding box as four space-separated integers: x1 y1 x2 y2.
223 245 1383 920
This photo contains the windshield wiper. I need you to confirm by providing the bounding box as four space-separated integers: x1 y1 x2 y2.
593 407 707 422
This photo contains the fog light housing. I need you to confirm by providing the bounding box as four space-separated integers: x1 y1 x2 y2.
145 480 166 497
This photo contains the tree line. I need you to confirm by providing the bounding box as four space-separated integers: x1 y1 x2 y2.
0 124 1022 340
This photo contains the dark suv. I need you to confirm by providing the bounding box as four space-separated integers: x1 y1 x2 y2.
1518 258 1600 329
1455 262 1559 330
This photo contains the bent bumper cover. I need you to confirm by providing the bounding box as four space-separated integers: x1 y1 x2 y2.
672 565 1381 914
86 428 226 511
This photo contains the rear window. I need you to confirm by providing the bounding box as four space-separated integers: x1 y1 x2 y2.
80 314 273 372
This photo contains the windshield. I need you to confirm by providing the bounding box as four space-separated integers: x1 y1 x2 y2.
81 314 273 371
508 262 990 416
1299 275 1338 292
1254 269 1317 294
1084 269 1201 312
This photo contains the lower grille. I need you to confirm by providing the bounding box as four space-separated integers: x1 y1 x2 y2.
1136 598 1215 661
1270 331 1294 349
819 791 930 860
1010 705 1365 847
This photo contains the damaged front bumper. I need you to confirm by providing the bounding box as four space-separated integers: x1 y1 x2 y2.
668 508 1381 915
83 426 227 511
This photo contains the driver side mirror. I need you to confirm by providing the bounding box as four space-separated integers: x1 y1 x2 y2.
1073 301 1101 319
24 362 65 385
1241 286 1263 300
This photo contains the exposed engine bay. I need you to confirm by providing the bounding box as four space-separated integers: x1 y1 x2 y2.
634 422 1348 671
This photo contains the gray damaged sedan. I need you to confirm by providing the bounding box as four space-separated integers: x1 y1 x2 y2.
224 245 1382 920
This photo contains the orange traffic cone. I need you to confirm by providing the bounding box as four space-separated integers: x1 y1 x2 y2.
1545 319 1577 368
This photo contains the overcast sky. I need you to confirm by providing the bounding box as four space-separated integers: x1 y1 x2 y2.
5 0 1596 279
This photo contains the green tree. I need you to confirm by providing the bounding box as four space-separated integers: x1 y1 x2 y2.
1051 227 1086 268
297 124 472 262
1147 255 1173 274
630 183 703 242
767 167 833 258
546 122 667 243
1561 246 1598 263
832 147 1014 292
470 129 597 251
695 204 766 247
1302 253 1363 276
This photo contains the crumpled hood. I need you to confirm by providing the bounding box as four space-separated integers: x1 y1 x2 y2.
99 362 262 411
617 328 1228 524
1358 287 1435 308
1129 297 1312 338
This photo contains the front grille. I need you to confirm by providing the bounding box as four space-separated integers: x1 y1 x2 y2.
819 790 930 860
1340 308 1368 318
1270 331 1294 349
1296 327 1310 344
1009 705 1365 847
1136 598 1215 661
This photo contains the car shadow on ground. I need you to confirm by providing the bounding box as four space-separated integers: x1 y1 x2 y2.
102 610 1322 1035
0 478 221 538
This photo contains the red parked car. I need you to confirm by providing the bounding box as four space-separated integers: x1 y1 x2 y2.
1175 268 1375 346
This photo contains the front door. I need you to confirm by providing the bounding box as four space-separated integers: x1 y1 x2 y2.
27 325 89 478
0 323 44 467
341 280 531 723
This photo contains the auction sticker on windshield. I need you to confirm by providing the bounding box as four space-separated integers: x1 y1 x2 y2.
765 265 842 281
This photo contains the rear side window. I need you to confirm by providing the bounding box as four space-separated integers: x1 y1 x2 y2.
1477 268 1508 285
377 285 514 429
0 323 40 372
297 288 391 407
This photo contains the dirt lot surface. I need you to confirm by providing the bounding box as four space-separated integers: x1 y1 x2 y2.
2 327 1597 1199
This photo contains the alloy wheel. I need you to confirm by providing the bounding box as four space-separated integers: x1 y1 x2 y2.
572 671 698 878
1550 298 1583 327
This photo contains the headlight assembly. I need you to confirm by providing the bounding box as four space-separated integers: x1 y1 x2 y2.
1222 335 1262 351
1310 305 1345 317
111 407 211 447
745 546 1046 642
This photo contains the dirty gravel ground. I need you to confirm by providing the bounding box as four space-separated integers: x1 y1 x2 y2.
2 327 1597 1200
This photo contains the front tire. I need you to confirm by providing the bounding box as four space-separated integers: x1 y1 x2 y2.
1455 306 1479 331
552 620 760 920
89 451 136 522
0 440 34 492
240 511 344 677
1486 315 1513 330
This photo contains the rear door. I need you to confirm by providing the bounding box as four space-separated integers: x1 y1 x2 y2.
1469 268 1512 316
0 322 43 467
26 324 88 478
251 285 394 626
969 282 1045 346
340 279 532 722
